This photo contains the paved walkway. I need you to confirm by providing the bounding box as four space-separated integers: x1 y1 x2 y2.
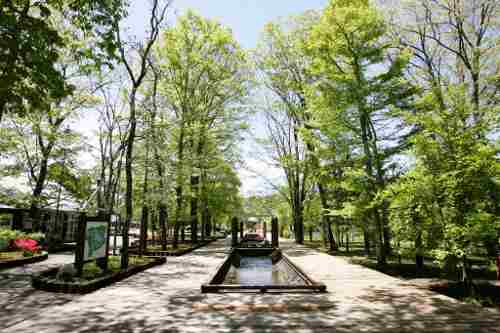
0 252 75 329
1 241 500 332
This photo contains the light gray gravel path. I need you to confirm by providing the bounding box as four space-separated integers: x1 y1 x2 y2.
1 240 500 332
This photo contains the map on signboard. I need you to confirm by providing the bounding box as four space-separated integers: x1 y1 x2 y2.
84 222 108 261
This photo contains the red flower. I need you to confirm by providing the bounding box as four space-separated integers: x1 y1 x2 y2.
13 239 40 253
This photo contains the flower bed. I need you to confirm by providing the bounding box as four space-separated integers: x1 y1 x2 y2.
32 256 166 294
0 251 48 269
0 228 47 269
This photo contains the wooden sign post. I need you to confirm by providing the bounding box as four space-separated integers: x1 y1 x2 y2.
75 213 111 276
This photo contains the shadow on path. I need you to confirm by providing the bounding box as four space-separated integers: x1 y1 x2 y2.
3 240 500 332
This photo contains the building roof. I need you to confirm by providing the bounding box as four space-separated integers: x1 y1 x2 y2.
0 204 16 209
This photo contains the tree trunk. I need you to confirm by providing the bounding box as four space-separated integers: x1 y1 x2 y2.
460 255 475 297
159 204 168 251
358 87 386 265
363 227 371 255
139 129 151 255
190 175 199 244
336 224 342 248
192 128 206 243
346 228 350 253
322 221 328 248
200 170 208 241
205 213 211 237
0 99 5 124
415 214 424 275
181 221 185 242
374 209 386 265
318 183 337 251
153 148 168 251
294 207 304 244
327 222 335 252
139 206 148 255
30 150 51 232
173 124 185 250
380 201 392 256
149 63 168 251
122 87 138 269
383 222 392 256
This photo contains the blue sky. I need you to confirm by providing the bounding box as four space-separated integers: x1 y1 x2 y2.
128 0 328 48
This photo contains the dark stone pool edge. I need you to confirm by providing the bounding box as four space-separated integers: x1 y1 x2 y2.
201 248 327 293
31 257 166 294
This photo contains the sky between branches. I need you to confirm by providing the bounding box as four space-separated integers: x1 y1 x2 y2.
76 0 329 197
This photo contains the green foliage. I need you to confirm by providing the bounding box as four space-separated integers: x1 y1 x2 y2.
389 84 499 265
0 0 126 121
157 10 251 115
48 163 93 201
79 256 152 281
385 165 440 255
0 228 23 245
0 227 45 245
1 23 101 208
153 11 251 224
422 89 498 258
305 0 415 137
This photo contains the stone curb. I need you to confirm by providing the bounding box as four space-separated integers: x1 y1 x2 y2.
31 257 166 294
0 252 48 270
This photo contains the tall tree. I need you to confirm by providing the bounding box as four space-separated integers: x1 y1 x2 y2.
0 0 127 123
264 103 310 244
146 58 169 250
381 0 499 279
156 10 250 247
389 85 499 292
96 76 127 217
389 0 500 125
1 21 103 229
257 11 324 245
306 0 416 264
114 0 170 268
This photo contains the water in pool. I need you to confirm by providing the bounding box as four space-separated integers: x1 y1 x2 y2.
223 256 306 285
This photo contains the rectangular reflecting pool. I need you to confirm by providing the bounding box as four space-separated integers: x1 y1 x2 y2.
201 248 326 293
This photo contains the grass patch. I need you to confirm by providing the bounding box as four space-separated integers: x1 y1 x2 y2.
347 255 497 280
303 240 367 258
430 282 500 308
147 243 193 252
303 240 497 280
0 251 24 261
80 256 154 281
0 251 46 261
